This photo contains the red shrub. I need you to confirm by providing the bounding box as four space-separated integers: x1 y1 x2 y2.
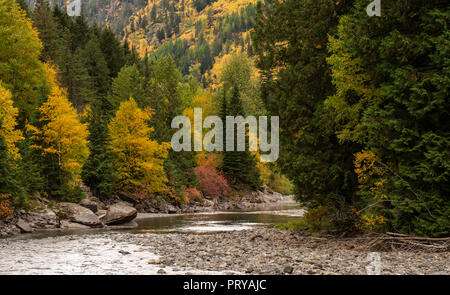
194 166 232 199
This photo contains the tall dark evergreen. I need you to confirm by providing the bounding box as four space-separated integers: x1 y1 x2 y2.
326 0 450 236
82 36 111 98
222 85 261 189
252 0 357 229
0 134 25 206
32 0 65 64
81 98 117 200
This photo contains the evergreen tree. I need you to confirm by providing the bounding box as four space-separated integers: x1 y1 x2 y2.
99 28 127 79
32 0 64 64
222 85 261 189
252 0 358 229
82 36 111 98
81 98 117 199
326 0 450 236
0 133 25 207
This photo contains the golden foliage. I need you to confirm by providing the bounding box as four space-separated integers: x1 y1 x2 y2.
0 82 23 159
109 97 170 194
0 194 14 220
27 64 89 179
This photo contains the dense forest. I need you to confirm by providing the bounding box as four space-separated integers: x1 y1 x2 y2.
1 0 449 238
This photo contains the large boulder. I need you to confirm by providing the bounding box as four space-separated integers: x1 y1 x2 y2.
58 202 102 227
78 198 98 213
105 202 137 225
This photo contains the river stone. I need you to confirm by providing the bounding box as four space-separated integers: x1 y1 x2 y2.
104 202 137 225
16 218 32 233
58 202 102 227
283 265 294 274
78 198 98 213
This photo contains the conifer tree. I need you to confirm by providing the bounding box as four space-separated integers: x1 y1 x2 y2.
82 36 111 98
326 0 450 236
32 0 65 64
222 85 261 189
252 0 357 229
81 98 117 199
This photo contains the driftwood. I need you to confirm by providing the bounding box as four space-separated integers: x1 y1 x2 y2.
363 233 450 252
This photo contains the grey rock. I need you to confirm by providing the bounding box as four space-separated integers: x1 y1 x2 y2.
105 202 137 225
16 218 32 233
79 198 98 213
157 269 166 274
283 265 294 274
58 202 102 227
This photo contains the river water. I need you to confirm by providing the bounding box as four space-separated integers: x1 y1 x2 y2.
0 205 305 275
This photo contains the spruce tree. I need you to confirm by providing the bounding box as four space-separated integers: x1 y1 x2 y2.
326 0 450 236
222 85 261 189
81 98 117 199
0 133 25 206
32 0 65 64
252 0 357 229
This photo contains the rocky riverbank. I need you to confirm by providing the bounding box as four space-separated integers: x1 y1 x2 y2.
1 227 447 275
137 228 449 275
0 186 295 238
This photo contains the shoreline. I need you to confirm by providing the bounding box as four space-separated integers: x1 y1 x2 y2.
0 188 297 239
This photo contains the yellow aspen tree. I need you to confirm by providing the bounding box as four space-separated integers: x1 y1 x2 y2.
109 97 170 195
0 82 23 159
27 64 89 181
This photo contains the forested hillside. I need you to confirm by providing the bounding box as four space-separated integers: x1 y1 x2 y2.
26 0 257 86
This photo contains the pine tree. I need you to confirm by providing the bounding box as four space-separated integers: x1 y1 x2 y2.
0 133 25 207
252 0 357 229
81 98 117 199
32 0 65 64
222 85 261 189
82 36 111 98
327 0 450 236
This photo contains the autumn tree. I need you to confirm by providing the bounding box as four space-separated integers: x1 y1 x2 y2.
28 64 89 201
109 98 170 195
0 0 44 125
0 82 24 159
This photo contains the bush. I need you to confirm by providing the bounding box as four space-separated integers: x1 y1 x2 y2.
184 187 203 203
0 193 14 219
194 166 232 199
